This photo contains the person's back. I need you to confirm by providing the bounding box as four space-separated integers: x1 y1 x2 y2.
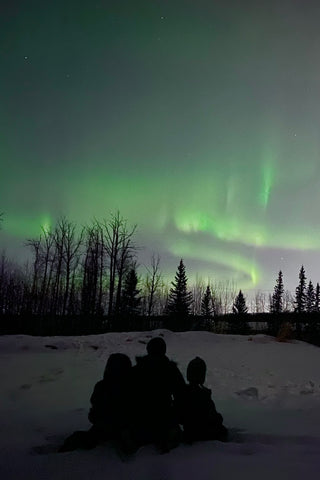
180 357 228 443
89 353 132 438
59 352 132 453
132 337 185 449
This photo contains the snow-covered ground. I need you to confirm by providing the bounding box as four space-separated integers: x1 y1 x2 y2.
1 330 320 480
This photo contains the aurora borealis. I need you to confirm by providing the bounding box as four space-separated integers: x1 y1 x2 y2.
2 0 320 293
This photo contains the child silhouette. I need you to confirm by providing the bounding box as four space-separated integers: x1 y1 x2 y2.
179 357 228 443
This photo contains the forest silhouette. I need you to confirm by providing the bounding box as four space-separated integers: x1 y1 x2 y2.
0 212 319 345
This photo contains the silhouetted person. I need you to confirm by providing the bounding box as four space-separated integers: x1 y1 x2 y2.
131 337 185 452
179 357 228 443
59 353 133 453
88 353 132 438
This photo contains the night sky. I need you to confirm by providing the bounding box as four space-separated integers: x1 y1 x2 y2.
2 0 320 293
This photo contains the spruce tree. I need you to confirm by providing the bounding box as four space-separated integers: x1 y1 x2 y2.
167 259 193 317
270 270 284 314
306 280 315 313
229 289 250 334
232 290 248 314
315 283 320 312
294 265 307 313
201 285 214 317
304 281 320 339
121 267 141 315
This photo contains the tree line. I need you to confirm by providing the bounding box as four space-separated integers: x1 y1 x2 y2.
0 212 319 343
0 212 240 318
0 212 166 319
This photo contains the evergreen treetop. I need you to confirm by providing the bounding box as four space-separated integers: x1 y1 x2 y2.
201 285 214 317
233 289 248 314
306 280 315 313
167 259 193 316
294 265 307 313
315 283 320 313
121 267 141 315
270 270 284 314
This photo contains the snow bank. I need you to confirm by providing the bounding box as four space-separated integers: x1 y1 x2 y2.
1 330 319 479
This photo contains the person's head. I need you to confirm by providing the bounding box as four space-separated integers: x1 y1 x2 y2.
103 353 132 381
187 357 206 385
146 337 166 357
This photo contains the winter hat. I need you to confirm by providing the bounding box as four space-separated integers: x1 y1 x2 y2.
187 357 206 385
147 337 167 356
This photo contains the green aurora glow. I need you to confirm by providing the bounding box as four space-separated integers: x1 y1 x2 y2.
2 0 320 292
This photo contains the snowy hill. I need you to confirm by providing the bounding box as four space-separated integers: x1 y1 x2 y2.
1 330 319 479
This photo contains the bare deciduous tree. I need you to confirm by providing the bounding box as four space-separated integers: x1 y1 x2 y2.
103 212 137 316
143 254 163 316
191 275 205 315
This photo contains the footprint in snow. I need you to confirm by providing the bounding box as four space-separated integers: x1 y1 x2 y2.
20 384 32 390
38 368 64 383
235 387 259 399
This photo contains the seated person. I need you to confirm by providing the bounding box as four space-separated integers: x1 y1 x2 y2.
178 357 228 443
131 337 185 453
59 353 133 452
88 353 132 440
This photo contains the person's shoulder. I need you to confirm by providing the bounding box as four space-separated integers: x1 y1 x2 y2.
184 384 193 393
94 379 104 388
200 385 213 399
134 355 145 365
168 360 185 384
133 355 150 374
168 358 182 374
201 387 219 410
187 384 211 399
202 385 211 395
90 379 105 399
168 358 183 371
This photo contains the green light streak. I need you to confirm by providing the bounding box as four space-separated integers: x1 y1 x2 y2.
40 215 52 234
175 208 320 250
5 214 53 239
260 162 275 208
4 156 320 295
169 238 260 288
6 165 320 254
174 210 267 247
